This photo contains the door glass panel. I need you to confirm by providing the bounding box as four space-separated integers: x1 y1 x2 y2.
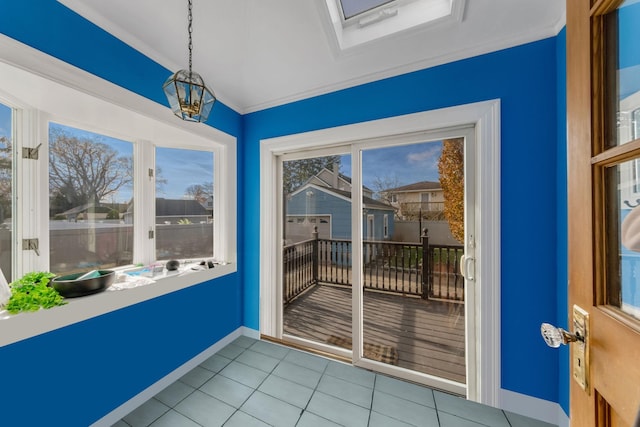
606 0 640 147
282 154 352 350
49 123 133 274
361 139 466 383
610 158 640 320
0 103 12 280
155 147 214 261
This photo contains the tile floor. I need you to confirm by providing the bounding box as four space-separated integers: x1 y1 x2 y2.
113 337 557 427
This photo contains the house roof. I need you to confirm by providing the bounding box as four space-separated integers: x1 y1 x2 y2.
293 184 394 211
385 181 442 193
155 198 208 216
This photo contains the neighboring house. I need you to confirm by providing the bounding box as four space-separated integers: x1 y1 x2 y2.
383 181 445 220
60 202 115 222
202 195 214 218
286 181 394 244
124 198 210 224
305 165 375 199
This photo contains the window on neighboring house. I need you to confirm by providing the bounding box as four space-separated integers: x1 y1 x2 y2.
0 103 12 280
390 194 398 203
633 107 640 141
420 192 430 202
383 214 389 238
155 147 214 261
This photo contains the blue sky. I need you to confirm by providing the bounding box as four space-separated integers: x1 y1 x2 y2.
48 122 214 203
2 102 440 198
0 103 10 139
0 101 213 204
342 141 442 190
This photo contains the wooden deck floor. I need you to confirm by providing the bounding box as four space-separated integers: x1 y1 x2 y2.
283 284 466 384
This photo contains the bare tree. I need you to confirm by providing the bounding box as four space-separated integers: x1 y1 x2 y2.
185 182 213 204
49 127 132 213
371 174 401 203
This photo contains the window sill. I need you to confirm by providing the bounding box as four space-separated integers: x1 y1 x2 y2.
0 262 236 347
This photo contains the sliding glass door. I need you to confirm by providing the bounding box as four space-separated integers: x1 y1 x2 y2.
278 127 475 394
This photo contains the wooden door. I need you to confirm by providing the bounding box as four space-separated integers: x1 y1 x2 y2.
568 0 640 425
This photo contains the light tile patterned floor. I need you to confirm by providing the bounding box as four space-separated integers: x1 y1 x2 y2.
113 337 557 427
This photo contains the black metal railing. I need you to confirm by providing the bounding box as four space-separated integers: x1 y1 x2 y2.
282 237 316 304
283 227 464 305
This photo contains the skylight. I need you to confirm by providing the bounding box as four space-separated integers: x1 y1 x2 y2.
324 0 464 52
340 0 395 20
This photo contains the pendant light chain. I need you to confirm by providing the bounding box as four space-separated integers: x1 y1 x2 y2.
162 0 216 122
188 0 193 75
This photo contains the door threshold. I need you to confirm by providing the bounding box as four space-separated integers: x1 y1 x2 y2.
260 334 352 365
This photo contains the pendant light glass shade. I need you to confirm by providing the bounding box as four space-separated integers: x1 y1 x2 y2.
163 0 215 123
163 69 216 123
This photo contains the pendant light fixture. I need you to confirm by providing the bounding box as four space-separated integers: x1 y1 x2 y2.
163 0 215 123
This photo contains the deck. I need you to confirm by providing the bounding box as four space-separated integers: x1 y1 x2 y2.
283 283 466 384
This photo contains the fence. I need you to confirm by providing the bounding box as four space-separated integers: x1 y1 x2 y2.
283 227 464 305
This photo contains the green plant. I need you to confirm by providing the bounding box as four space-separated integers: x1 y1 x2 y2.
177 218 192 224
106 209 120 220
4 271 66 314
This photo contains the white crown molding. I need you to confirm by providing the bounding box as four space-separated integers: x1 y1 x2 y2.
57 0 182 73
55 0 243 113
553 8 567 34
242 24 561 114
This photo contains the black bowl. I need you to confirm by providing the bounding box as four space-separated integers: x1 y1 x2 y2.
51 270 115 298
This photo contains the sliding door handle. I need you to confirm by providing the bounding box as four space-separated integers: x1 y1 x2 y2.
460 254 475 281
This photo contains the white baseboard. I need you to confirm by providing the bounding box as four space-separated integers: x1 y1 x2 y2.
500 388 569 427
90 327 247 427
241 326 260 339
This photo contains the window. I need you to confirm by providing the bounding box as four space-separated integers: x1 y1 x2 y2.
49 123 134 274
340 0 394 19
0 103 12 280
383 214 389 238
0 36 236 341
155 147 214 261
324 0 462 51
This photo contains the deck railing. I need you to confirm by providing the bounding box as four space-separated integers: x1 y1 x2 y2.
283 228 464 305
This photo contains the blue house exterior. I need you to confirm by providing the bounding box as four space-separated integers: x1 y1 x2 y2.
287 183 395 241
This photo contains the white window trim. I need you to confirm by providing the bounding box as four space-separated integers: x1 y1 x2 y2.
320 0 465 52
0 34 237 347
260 99 501 406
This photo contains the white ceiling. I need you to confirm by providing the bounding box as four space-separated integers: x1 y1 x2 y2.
57 0 565 114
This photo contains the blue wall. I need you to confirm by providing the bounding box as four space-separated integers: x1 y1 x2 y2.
244 39 562 404
0 1 244 425
0 0 570 420
555 27 570 416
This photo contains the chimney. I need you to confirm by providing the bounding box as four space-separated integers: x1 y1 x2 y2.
332 162 339 189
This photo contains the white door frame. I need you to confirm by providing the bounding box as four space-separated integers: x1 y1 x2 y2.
259 99 501 405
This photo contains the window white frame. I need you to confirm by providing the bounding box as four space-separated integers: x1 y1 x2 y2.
260 99 501 406
383 213 389 238
0 34 237 346
320 0 465 52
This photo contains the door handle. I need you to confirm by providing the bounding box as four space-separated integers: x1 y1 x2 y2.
460 254 475 281
540 305 590 393
540 323 582 347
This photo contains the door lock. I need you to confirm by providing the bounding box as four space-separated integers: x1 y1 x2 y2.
540 323 583 347
540 305 590 393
